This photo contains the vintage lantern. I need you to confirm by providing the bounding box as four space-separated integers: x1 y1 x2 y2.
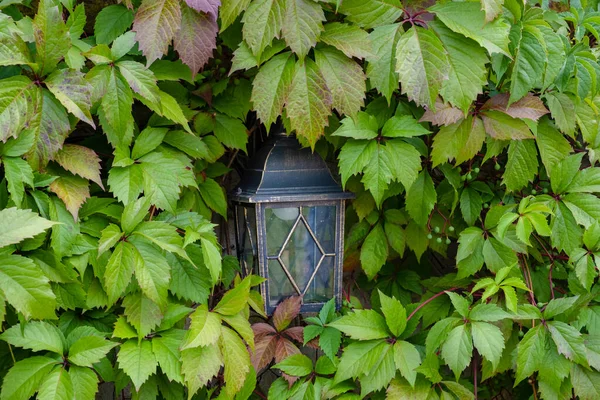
231 129 354 314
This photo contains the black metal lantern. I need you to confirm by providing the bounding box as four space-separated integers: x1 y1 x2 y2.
231 130 354 314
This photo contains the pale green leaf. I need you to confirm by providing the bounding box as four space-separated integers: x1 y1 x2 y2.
328 309 389 340
395 25 449 109
0 208 56 248
117 339 157 391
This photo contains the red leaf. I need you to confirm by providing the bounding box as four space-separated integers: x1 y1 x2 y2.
251 335 277 372
174 5 217 77
283 326 304 343
272 296 302 332
132 0 182 66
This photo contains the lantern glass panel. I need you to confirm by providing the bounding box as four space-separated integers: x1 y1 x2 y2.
235 205 257 276
264 204 337 309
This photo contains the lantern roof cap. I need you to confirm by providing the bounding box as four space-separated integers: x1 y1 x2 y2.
231 129 353 203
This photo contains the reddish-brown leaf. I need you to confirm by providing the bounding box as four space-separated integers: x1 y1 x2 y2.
482 93 549 121
283 326 304 343
173 5 217 77
272 296 302 332
184 0 219 17
274 337 301 386
251 334 277 372
252 322 276 338
132 0 182 66
420 98 464 126
274 337 300 363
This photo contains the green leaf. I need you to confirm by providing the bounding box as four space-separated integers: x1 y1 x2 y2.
130 240 170 308
0 356 58 400
320 22 373 59
220 0 251 31
94 4 134 45
0 254 56 320
338 0 402 30
544 296 579 319
45 69 94 127
168 252 211 304
509 26 546 105
151 330 184 384
382 115 430 138
431 116 485 167
516 325 546 383
99 67 134 148
328 309 389 340
273 354 313 377
471 321 504 368
456 228 485 278
123 292 163 338
441 324 472 380
117 339 158 391
395 25 449 109
242 0 284 58
37 366 73 400
3 157 31 207
551 154 584 195
360 222 388 279
393 340 421 387
213 276 252 316
104 242 140 304
430 2 510 56
502 139 538 192
547 321 588 365
481 110 534 140
141 152 191 213
536 117 571 177
0 76 38 143
214 114 248 151
482 238 518 273
446 292 470 318
460 186 482 226
333 113 378 140
251 52 295 127
181 345 222 398
379 291 407 337
286 58 332 148
68 336 118 367
181 305 222 349
366 23 402 103
117 60 161 108
431 21 488 114
545 92 576 137
282 0 324 59
551 200 582 254
107 164 144 206
406 170 437 226
0 208 56 248
572 364 600 400
359 342 395 396
334 339 388 383
1 321 64 354
132 0 181 65
315 47 366 119
69 366 98 400
33 0 70 76
220 326 251 397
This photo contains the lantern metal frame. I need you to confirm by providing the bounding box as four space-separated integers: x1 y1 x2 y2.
231 130 353 315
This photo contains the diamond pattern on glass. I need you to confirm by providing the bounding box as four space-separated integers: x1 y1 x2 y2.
266 205 335 305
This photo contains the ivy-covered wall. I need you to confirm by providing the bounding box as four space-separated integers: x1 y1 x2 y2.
2 0 600 399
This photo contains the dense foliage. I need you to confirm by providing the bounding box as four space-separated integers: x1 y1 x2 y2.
2 0 600 398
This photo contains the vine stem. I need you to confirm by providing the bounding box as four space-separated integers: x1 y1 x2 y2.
473 351 478 400
406 287 458 321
